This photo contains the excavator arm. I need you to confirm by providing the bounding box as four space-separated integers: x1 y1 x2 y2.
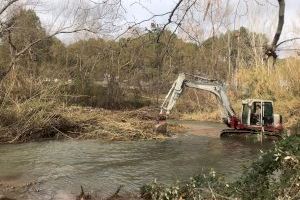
160 73 236 126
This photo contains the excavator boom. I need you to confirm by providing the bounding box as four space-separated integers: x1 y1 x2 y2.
160 73 235 124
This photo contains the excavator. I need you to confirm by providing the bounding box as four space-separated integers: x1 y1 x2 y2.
157 73 283 137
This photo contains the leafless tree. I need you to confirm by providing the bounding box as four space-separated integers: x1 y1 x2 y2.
0 0 123 81
263 0 285 66
118 0 300 70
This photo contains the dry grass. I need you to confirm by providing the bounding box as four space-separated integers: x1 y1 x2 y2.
0 76 182 143
0 74 80 143
61 106 170 141
0 102 182 143
0 73 181 143
0 99 80 143
181 110 221 121
235 59 300 128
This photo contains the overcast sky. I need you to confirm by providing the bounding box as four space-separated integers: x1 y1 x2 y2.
123 0 299 38
35 0 300 55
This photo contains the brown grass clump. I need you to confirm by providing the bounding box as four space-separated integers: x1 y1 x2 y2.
0 75 81 143
0 100 81 143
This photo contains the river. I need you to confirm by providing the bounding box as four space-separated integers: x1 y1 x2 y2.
0 121 274 199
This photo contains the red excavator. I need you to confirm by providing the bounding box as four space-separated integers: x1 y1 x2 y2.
158 73 283 137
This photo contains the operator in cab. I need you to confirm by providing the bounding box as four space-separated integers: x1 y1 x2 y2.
255 104 262 125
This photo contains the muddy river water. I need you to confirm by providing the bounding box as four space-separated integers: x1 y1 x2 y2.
0 121 274 199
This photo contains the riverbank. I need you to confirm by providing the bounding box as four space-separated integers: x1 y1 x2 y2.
1 100 298 144
0 105 183 144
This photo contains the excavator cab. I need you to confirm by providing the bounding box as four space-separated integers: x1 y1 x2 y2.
241 99 282 128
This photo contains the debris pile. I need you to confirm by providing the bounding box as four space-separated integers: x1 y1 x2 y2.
62 106 183 141
0 103 183 143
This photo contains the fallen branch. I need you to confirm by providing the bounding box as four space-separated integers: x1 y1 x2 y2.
107 185 124 200
76 186 92 200
51 126 74 140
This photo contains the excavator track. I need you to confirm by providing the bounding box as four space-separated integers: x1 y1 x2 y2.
220 128 282 139
220 129 255 137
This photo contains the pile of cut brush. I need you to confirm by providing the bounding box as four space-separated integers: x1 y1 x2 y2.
0 103 183 143
63 106 182 141
0 100 81 143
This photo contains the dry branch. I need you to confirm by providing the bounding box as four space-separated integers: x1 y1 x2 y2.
0 0 19 15
265 0 285 63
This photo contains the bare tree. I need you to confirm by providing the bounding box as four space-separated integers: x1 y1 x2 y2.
264 0 285 65
0 0 123 81
120 0 300 71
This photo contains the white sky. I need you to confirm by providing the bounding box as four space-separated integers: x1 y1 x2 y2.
123 0 299 39
34 0 300 56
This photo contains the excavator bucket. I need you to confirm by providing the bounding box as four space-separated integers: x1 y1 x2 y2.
154 115 167 133
154 122 167 134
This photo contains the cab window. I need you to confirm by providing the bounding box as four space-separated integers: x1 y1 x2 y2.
242 104 249 124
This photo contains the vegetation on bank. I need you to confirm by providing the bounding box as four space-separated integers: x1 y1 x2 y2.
0 102 183 143
0 9 299 143
141 135 300 200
